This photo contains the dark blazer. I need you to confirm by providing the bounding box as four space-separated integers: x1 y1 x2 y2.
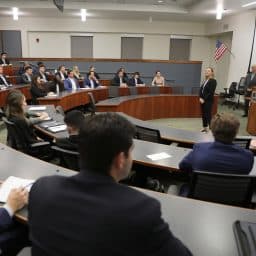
30 84 48 104
0 75 10 86
83 78 100 88
199 78 217 103
0 208 12 232
244 72 256 96
179 141 254 174
55 135 79 151
0 59 10 65
87 71 100 80
38 72 49 82
64 78 80 91
55 72 67 91
29 170 192 256
128 77 144 86
111 75 128 86
21 73 32 84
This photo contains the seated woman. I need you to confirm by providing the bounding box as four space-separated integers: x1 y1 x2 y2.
5 90 49 147
72 66 82 80
151 71 165 86
87 65 100 80
30 75 54 104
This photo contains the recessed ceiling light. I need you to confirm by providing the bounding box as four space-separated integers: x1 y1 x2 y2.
158 0 164 3
242 1 256 7
81 9 86 22
12 7 19 20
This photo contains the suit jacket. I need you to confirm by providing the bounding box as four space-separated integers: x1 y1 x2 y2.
55 135 79 151
83 78 100 88
179 141 254 174
244 73 256 96
87 71 100 80
30 84 48 102
199 78 217 103
29 170 192 256
64 78 80 91
0 75 10 86
0 208 12 233
128 77 144 86
111 75 128 86
38 72 49 82
55 72 67 91
21 73 32 84
0 59 10 65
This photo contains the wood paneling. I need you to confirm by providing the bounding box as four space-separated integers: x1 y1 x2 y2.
247 102 256 135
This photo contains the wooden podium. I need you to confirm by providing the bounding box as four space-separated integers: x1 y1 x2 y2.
247 101 256 135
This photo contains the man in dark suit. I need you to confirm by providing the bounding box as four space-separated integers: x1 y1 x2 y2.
243 64 256 117
179 112 254 174
84 71 100 88
55 110 85 150
0 187 30 255
64 70 80 91
128 72 144 86
29 113 192 256
21 66 33 84
111 70 128 86
0 66 11 88
0 52 10 65
55 65 68 91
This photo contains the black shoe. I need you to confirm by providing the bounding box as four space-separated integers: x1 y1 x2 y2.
242 114 248 117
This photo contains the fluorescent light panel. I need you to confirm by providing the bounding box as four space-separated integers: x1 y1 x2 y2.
12 7 18 20
242 1 256 7
81 9 87 22
216 4 223 20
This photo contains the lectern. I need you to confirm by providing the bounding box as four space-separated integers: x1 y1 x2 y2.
247 100 256 135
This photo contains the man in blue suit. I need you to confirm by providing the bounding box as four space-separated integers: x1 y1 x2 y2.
83 71 100 88
64 70 80 91
0 187 29 255
128 72 144 86
179 112 254 174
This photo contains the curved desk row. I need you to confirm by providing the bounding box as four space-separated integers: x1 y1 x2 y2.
96 94 218 120
0 143 255 256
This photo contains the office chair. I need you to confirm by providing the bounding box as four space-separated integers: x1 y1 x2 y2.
55 105 65 116
51 145 80 171
2 117 51 160
235 77 246 109
188 170 255 208
221 82 237 107
87 92 96 115
135 125 164 144
233 138 251 149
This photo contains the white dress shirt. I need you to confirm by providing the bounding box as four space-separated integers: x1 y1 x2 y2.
90 79 94 89
70 78 77 91
0 75 9 86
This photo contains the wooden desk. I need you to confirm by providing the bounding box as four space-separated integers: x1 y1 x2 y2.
37 87 109 111
0 84 31 107
0 142 255 256
247 101 256 135
96 95 218 120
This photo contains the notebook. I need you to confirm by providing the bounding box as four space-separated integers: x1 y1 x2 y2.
47 124 67 133
0 176 34 203
28 106 46 111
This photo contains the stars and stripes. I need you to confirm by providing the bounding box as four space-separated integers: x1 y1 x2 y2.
214 40 228 61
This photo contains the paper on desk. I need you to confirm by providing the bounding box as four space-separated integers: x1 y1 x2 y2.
48 124 67 133
28 106 46 111
146 152 171 161
0 176 34 203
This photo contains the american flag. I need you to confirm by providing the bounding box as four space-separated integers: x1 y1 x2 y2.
214 40 228 61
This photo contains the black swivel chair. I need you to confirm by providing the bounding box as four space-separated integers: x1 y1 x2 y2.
51 145 80 171
221 82 237 107
233 138 251 150
135 125 166 144
2 117 51 160
0 108 6 120
235 77 246 109
188 171 256 208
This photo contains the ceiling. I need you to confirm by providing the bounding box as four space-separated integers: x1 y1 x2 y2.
0 0 255 22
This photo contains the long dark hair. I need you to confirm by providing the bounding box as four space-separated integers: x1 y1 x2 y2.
32 75 45 90
5 90 25 118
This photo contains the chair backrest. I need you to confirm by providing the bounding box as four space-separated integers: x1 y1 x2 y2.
237 77 246 94
55 105 65 116
135 125 162 143
233 138 251 149
229 82 237 96
2 117 29 152
51 146 80 171
188 171 255 208
87 92 96 115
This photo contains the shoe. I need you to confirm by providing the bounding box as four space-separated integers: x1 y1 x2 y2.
242 114 248 117
200 128 208 133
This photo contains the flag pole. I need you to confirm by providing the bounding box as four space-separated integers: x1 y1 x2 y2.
247 17 256 74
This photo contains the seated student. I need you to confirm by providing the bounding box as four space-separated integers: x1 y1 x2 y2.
30 75 54 104
72 66 82 80
55 65 68 91
179 112 254 174
21 66 33 84
64 70 80 91
0 187 30 255
119 67 128 80
128 72 144 86
84 71 100 89
55 110 85 151
6 90 49 145
29 113 192 256
111 70 128 86
0 52 10 65
87 65 100 80
0 65 11 88
37 64 56 92
152 71 165 86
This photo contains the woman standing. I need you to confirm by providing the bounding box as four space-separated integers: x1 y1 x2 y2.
199 67 217 132
152 71 165 86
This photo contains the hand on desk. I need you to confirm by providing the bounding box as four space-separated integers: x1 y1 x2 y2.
199 98 205 104
6 188 28 213
38 112 49 120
